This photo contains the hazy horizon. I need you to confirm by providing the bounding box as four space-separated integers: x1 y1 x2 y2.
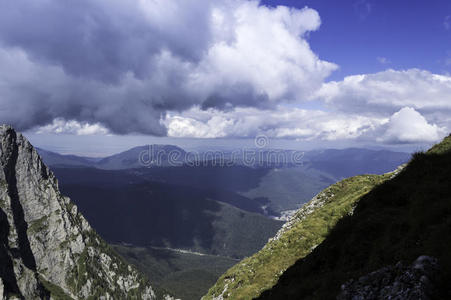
24 131 427 158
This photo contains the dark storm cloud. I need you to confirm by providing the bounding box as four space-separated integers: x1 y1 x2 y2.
201 83 271 110
0 0 212 82
0 0 214 134
0 49 196 135
0 0 335 135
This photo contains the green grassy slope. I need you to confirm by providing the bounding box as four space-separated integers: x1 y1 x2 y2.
203 171 394 300
257 134 451 299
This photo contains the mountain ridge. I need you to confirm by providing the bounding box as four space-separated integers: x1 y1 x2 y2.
205 135 451 299
203 170 395 299
256 134 451 299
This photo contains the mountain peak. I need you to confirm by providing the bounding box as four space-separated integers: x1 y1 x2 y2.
0 125 165 299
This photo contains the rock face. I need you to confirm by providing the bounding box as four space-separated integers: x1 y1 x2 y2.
338 256 440 300
0 125 160 299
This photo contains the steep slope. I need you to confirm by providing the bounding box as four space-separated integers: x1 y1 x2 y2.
257 134 451 299
0 125 166 299
203 171 395 299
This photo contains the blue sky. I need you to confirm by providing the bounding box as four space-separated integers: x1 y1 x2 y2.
263 0 451 80
0 0 450 156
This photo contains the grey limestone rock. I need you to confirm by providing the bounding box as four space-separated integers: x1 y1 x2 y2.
0 125 164 299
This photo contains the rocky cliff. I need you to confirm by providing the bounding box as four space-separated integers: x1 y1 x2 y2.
0 125 165 299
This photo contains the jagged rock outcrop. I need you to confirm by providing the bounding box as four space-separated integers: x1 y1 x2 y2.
338 256 440 300
0 125 164 299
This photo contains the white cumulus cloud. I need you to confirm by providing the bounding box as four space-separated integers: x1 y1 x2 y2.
316 69 451 118
164 106 386 141
379 107 446 144
36 119 110 135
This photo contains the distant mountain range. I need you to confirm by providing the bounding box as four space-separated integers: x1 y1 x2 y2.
38 145 411 216
37 145 187 169
37 145 410 172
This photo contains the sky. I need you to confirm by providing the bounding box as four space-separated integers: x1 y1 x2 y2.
264 0 451 79
1 0 451 155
